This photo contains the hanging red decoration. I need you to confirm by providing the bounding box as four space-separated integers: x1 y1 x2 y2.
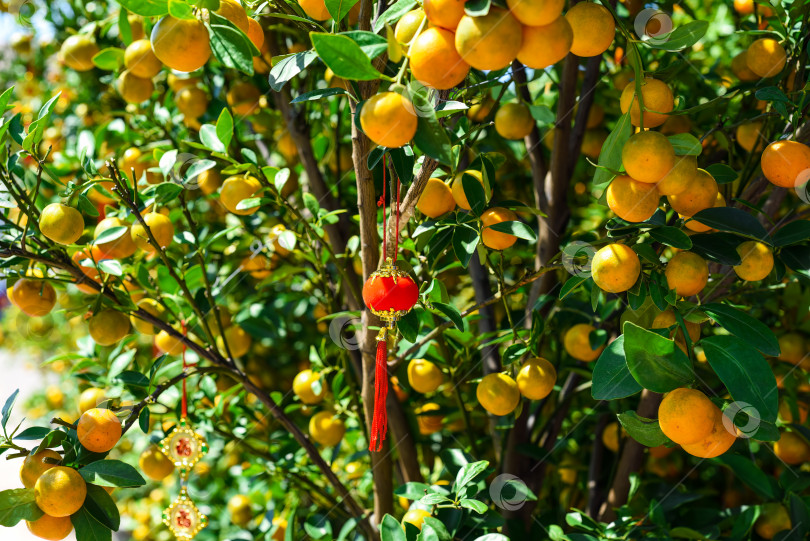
363 155 418 452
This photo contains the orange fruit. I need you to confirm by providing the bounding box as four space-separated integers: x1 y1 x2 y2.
778 333 806 365
565 2 615 57
581 129 607 158
247 18 264 49
774 431 810 464
39 203 84 245
117 70 154 104
416 403 443 434
746 38 786 78
778 398 809 423
130 298 166 335
451 170 486 210
407 359 443 394
681 407 736 458
455 9 522 71
196 169 222 195
155 329 185 355
217 325 252 357
591 243 641 293
11 278 57 317
88 309 131 346
176 87 209 119
95 217 136 259
60 34 99 71
77 408 122 453
20 449 61 489
606 175 660 223
216 0 249 33
309 411 345 446
416 178 455 218
517 16 573 70
760 140 810 188
602 422 621 452
34 466 87 517
410 27 470 90
78 387 106 414
131 212 175 252
124 39 162 78
735 121 765 152
293 369 326 404
619 77 674 128
495 103 534 140
621 131 675 183
220 175 262 215
481 207 518 250
402 508 432 530
667 169 718 216
734 241 773 281
684 193 724 232
657 388 717 445
26 514 73 541
395 9 425 44
227 81 261 116
228 494 254 526
651 310 701 350
151 15 211 73
360 92 418 148
656 155 697 196
755 503 791 540
563 323 604 362
734 0 774 16
516 357 556 399
423 0 465 29
506 0 564 26
476 373 520 416
139 445 175 480
298 0 331 20
664 252 708 297
731 51 760 81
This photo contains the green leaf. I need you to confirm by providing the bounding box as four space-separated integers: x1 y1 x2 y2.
667 133 702 156
705 163 737 184
269 51 318 91
691 207 770 241
453 225 479 268
310 32 380 81
168 0 195 19
209 24 254 75
623 321 694 393
98 260 123 277
71 507 112 541
701 303 780 356
433 302 464 331
755 86 790 103
453 460 489 494
689 232 743 265
200 124 226 153
617 411 670 447
92 48 125 70
380 514 407 541
459 499 488 514
216 107 233 149
559 275 589 300
138 408 150 434
773 220 810 247
419 493 452 505
15 426 50 440
411 95 453 165
117 0 169 16
84 484 120 531
592 336 643 400
79 460 146 488
702 335 778 435
93 226 127 245
716 455 780 500
594 113 632 186
461 173 487 217
0 488 43 527
649 226 692 249
2 389 19 429
649 20 708 51
394 482 431 500
344 30 389 58
324 0 359 22
291 87 347 103
487 221 536 242
372 0 417 32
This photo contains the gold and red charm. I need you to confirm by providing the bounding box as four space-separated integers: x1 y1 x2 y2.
163 486 208 540
159 417 208 479
362 155 419 452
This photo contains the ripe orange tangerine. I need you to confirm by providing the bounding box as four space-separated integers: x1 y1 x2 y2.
359 92 418 148
410 27 470 90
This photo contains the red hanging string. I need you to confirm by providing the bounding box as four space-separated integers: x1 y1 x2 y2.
181 320 188 418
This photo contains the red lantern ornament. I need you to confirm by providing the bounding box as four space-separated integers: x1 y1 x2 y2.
363 155 418 452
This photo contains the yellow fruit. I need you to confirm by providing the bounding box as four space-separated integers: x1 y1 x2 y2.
731 51 759 82
395 9 425 43
410 27 470 90
228 494 254 526
78 388 106 414
95 217 136 259
12 279 56 317
778 398 809 423
26 514 73 541
77 408 122 453
151 15 211 73
746 38 786 78
423 0 465 29
778 333 806 365
247 18 264 49
117 70 155 104
657 155 697 196
681 407 736 458
665 252 708 297
89 309 130 346
517 16 573 70
20 449 61 489
34 466 87 517
416 403 443 434
591 243 641 293
476 373 520 416
124 39 162 78
360 92 418 148
621 131 675 183
774 431 810 465
736 121 765 152
131 212 175 252
755 503 791 540
293 369 326 404
451 170 486 210
564 323 604 362
602 422 621 452
196 169 222 195
760 140 810 188
220 175 262 215
218 325 252 357
131 298 167 335
176 87 209 118
139 445 175 480
309 411 346 446
606 175 660 223
216 0 249 33
271 517 287 541
734 241 773 281
658 388 717 445
619 77 674 128
407 359 443 394
402 508 432 530
481 207 518 250
667 169 718 217
581 129 607 158
506 0 564 25
227 81 261 116
155 329 185 355
495 103 534 140
39 203 84 245
416 178 455 218
516 357 556 400
565 2 615 58
298 0 330 20
455 9 522 71
60 34 99 71
120 147 147 181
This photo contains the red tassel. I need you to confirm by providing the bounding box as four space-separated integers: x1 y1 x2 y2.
369 338 388 452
